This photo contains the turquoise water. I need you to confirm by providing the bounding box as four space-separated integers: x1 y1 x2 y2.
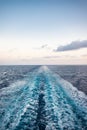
0 66 87 130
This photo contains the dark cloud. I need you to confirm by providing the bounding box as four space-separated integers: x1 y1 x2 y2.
55 40 87 52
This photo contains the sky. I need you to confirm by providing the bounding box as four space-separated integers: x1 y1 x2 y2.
0 0 87 65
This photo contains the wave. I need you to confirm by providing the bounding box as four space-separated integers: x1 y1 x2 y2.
0 66 87 130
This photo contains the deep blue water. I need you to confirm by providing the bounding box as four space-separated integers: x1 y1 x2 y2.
0 66 87 130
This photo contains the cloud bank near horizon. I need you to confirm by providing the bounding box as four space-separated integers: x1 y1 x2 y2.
55 40 87 52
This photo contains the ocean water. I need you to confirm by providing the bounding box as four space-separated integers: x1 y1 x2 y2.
0 65 87 130
48 65 87 95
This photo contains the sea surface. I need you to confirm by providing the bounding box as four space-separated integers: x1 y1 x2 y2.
0 65 87 130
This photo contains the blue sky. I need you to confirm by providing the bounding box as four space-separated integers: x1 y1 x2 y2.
0 0 87 65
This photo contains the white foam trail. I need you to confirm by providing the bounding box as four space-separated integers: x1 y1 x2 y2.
43 66 87 129
0 66 87 130
0 69 39 130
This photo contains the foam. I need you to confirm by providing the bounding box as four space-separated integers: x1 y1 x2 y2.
0 66 87 130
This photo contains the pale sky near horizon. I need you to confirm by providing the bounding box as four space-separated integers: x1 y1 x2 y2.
0 0 87 65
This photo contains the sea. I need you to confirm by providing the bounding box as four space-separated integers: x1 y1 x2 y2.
0 65 87 130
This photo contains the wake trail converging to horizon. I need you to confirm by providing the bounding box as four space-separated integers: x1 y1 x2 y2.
0 66 87 130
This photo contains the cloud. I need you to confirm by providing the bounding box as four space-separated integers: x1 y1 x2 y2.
8 48 17 53
41 44 48 48
43 55 78 59
55 40 87 52
43 56 61 59
33 44 51 50
81 54 87 57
